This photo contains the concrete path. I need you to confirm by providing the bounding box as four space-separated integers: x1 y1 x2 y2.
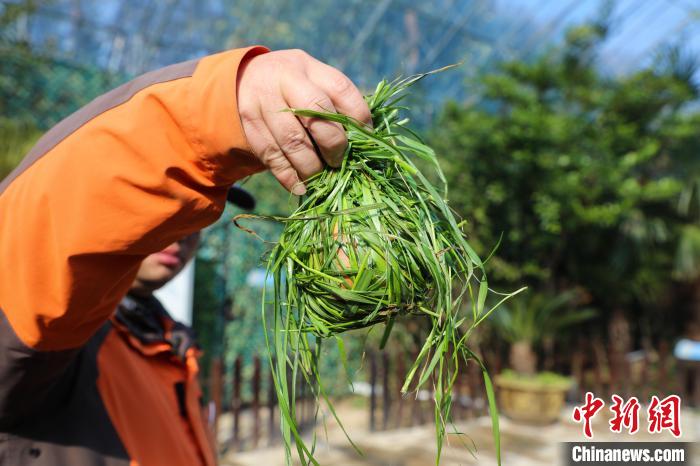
220 400 699 465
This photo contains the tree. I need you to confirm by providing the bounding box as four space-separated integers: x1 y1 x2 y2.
431 22 699 334
0 118 40 180
492 290 595 375
0 1 126 181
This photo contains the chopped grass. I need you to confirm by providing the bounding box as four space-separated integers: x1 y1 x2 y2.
236 69 524 465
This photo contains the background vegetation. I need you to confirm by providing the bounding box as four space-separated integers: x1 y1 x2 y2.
2 0 699 388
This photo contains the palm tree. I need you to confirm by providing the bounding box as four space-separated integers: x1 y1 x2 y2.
492 290 596 376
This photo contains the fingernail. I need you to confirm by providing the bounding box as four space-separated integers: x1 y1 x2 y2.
292 183 307 196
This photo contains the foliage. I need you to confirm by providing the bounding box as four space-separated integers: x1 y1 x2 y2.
1 1 125 129
0 46 124 129
491 290 595 347
674 224 700 281
431 23 700 321
0 118 40 180
0 0 39 32
673 167 700 282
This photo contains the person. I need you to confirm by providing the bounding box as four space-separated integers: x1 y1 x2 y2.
0 47 372 465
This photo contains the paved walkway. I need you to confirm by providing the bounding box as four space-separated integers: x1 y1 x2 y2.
220 400 699 465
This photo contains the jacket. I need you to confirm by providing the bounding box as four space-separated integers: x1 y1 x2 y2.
0 45 269 465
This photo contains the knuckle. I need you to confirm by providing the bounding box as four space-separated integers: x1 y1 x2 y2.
259 144 282 164
322 127 347 152
306 95 334 112
280 131 309 154
288 48 309 60
330 74 354 96
238 108 259 127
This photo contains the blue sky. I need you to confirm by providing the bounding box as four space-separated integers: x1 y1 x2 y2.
499 0 700 74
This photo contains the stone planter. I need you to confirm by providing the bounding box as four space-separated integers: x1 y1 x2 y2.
495 373 572 425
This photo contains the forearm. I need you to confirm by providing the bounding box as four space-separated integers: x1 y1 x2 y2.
0 46 267 351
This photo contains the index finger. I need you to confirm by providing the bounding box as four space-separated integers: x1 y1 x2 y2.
306 61 372 127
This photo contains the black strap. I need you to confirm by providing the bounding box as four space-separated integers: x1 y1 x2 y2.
174 382 187 419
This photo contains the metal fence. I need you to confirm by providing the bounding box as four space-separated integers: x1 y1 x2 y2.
204 334 698 453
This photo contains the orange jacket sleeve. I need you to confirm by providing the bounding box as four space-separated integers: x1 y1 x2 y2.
0 46 268 351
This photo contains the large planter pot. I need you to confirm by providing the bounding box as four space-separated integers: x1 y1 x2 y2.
495 373 572 425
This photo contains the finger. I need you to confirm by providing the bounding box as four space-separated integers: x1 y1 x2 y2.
281 75 347 168
241 108 307 195
306 60 372 127
260 94 324 181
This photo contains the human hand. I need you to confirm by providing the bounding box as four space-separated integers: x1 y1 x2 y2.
236 49 371 195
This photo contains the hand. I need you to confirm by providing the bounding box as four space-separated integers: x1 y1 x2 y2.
236 49 371 195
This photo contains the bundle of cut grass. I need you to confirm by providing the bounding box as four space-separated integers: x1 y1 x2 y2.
237 70 522 465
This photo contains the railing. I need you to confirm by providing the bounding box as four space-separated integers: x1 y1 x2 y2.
206 355 315 452
366 350 489 431
205 337 699 451
567 337 681 401
366 338 698 431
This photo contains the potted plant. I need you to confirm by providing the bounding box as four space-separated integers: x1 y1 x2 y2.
492 290 595 424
